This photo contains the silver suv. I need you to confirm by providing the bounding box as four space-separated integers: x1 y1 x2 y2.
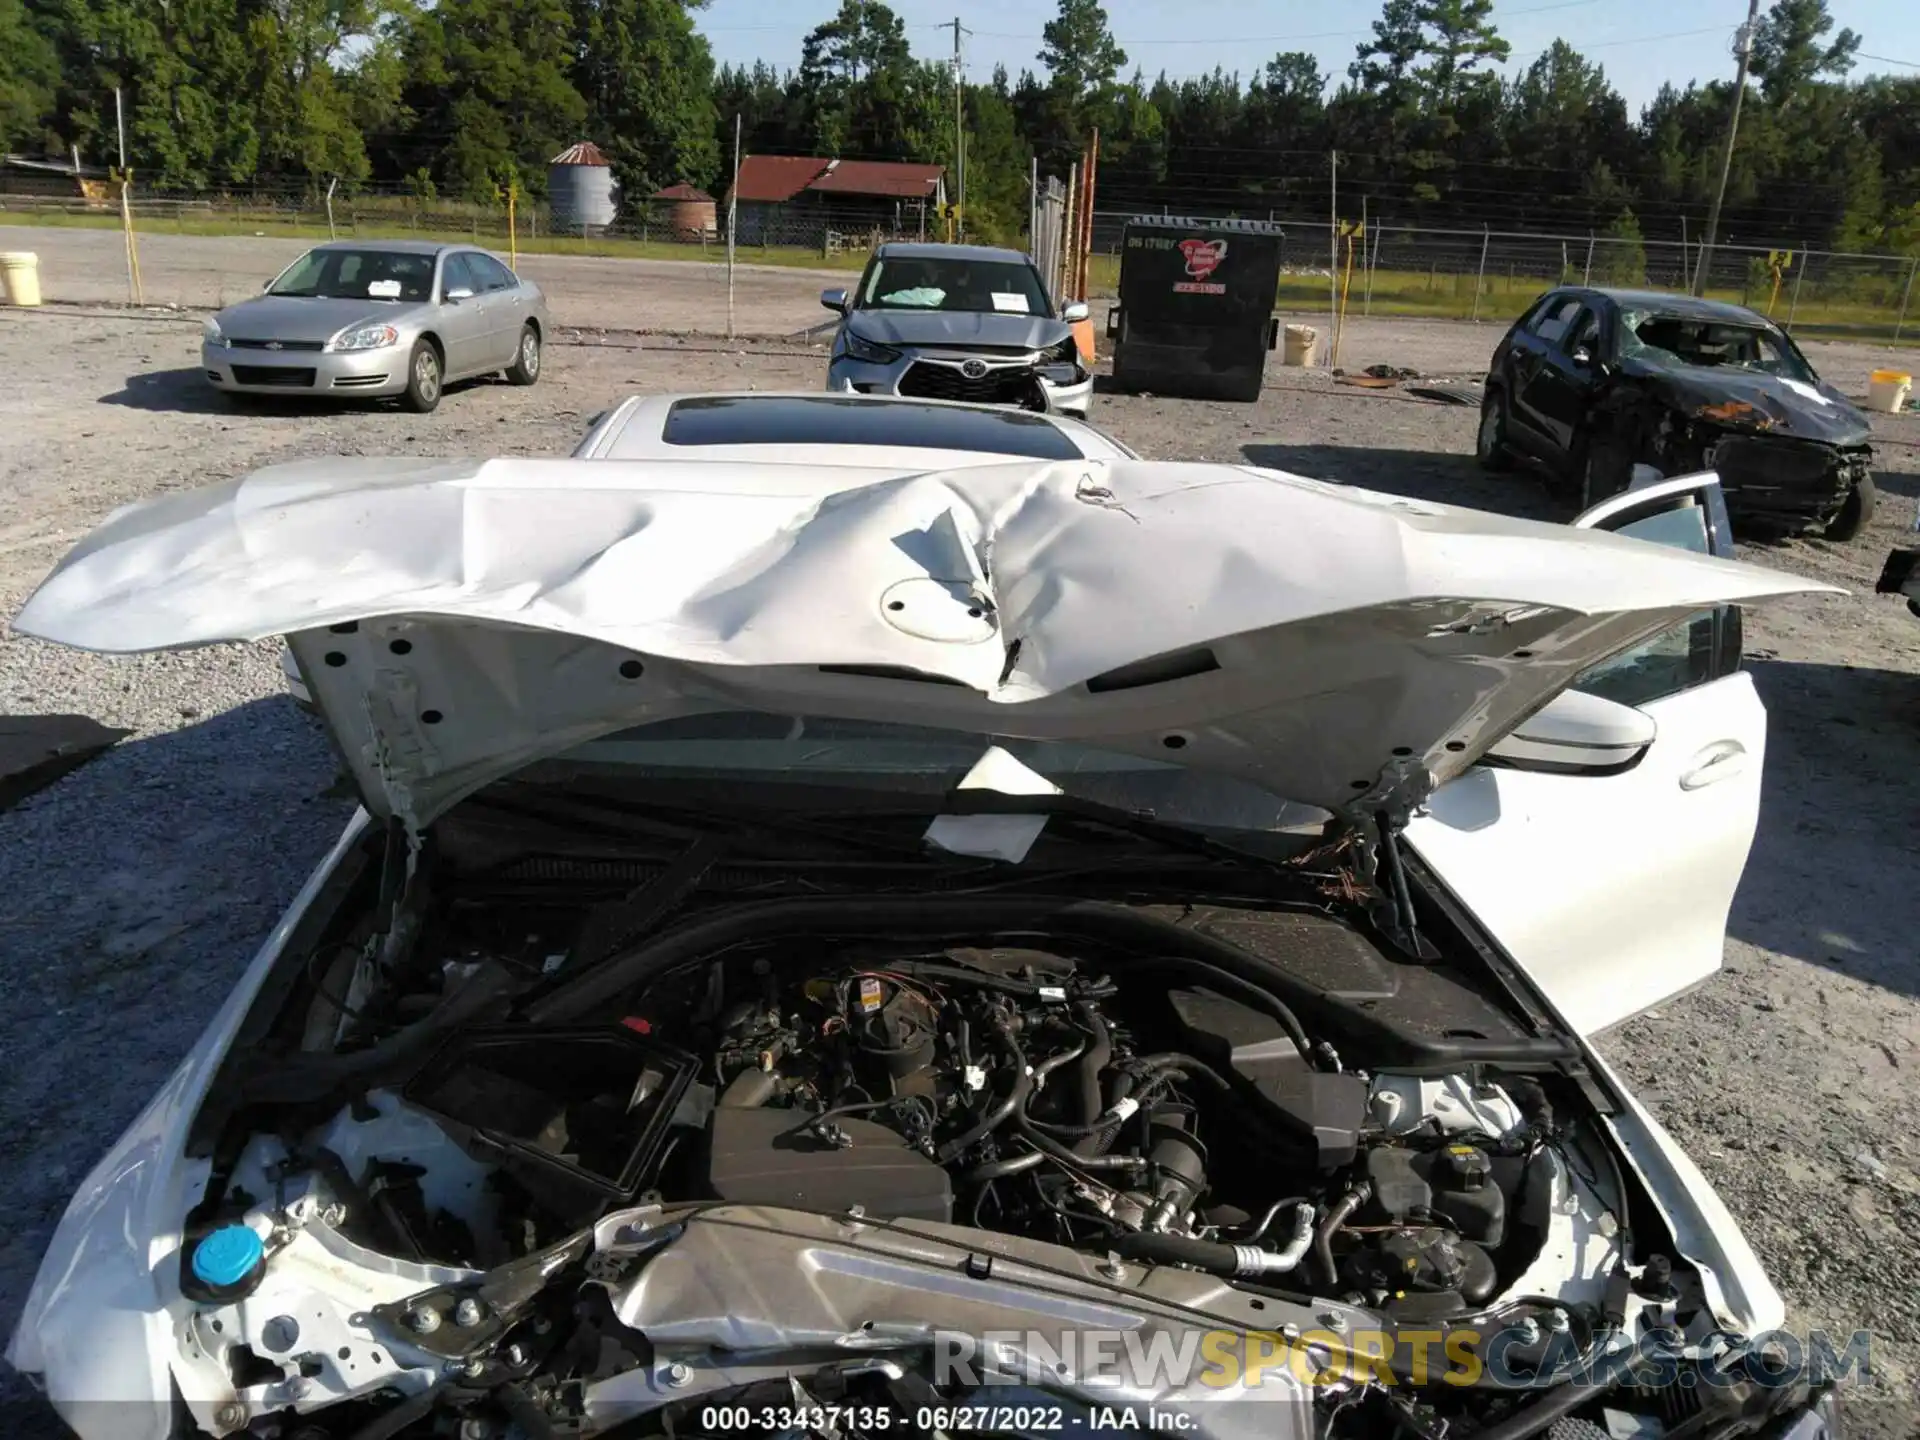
822 242 1092 416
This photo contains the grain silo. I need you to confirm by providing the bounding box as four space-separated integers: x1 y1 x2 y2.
651 183 717 240
549 141 618 235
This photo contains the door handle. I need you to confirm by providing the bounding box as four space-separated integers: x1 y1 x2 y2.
1679 740 1748 790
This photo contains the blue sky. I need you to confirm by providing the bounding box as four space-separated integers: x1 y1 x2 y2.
697 0 1916 116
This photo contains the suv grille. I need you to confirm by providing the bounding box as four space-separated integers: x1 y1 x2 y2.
899 361 1040 406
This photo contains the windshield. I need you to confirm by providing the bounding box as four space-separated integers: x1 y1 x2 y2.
269 248 436 302
1621 309 1815 384
522 712 1330 850
856 255 1053 317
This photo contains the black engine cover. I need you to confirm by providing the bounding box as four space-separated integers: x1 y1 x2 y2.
704 1108 954 1223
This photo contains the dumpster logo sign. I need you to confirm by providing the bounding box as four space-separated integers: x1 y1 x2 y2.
1175 238 1228 294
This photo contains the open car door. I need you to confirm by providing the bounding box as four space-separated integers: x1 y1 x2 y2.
1403 473 1767 1036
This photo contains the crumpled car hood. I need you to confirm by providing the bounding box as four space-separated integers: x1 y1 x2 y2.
848 307 1068 352
1621 357 1872 444
13 455 1835 827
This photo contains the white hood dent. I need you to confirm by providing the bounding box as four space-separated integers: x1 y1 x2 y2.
15 455 1834 827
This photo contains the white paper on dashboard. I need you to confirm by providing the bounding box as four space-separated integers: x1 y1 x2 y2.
923 744 1060 862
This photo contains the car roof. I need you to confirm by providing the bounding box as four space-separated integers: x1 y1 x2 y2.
873 241 1032 266
575 392 1134 464
308 238 463 256
1561 287 1771 325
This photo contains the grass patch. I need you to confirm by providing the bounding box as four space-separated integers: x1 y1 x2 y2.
0 206 873 272
5 207 1912 344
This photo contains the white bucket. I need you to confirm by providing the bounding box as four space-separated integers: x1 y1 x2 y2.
1282 323 1316 367
1866 369 1911 414
0 252 42 307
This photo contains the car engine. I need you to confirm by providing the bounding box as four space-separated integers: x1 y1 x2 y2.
168 847 1750 1440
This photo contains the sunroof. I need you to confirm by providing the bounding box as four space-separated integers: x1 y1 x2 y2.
658 395 1083 459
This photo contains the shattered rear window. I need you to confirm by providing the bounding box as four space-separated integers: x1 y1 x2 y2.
1621 310 1815 384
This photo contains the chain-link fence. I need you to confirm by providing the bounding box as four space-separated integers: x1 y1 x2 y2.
4 184 1916 343
0 188 923 263
1084 213 1920 344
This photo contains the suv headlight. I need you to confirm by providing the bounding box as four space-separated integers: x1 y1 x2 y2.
842 332 901 364
202 317 226 347
1047 336 1082 367
329 323 401 353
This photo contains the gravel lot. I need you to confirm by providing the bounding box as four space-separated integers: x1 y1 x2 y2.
2 244 1918 1436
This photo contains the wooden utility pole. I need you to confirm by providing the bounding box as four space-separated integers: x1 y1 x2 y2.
727 114 741 339
1327 150 1338 367
948 18 970 240
1694 0 1761 295
114 87 142 305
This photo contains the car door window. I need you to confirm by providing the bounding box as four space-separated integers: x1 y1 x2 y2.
1529 297 1583 346
1565 308 1601 360
1573 492 1730 708
468 254 517 292
440 254 478 299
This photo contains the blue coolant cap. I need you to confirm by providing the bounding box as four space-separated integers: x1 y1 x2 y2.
191 1225 265 1289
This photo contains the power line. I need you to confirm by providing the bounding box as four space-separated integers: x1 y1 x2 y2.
955 0 1608 47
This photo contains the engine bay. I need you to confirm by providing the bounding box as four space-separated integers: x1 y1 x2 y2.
373 943 1585 1315
156 805 1781 1440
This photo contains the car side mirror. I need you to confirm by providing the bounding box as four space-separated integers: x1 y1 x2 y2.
444 287 474 303
1061 300 1089 323
820 288 848 313
1486 689 1655 773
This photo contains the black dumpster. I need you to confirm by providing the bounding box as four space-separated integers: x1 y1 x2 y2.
1106 217 1285 402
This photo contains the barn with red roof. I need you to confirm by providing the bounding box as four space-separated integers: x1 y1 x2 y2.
727 155 946 247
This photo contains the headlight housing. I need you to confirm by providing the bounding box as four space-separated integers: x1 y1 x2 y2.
328 323 401 353
841 331 901 364
1047 336 1082 367
202 317 226 347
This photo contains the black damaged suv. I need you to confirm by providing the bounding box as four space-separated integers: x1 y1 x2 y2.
1477 286 1877 539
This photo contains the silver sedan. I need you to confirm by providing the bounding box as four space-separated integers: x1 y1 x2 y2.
200 239 549 412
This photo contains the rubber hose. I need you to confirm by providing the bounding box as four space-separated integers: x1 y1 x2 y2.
1107 1233 1247 1276
936 1023 1032 1163
1013 1111 1148 1173
1456 1377 1603 1440
1032 1035 1088 1088
1107 1217 1313 1277
966 1150 1047 1182
1313 1183 1370 1288
1130 1053 1233 1090
1073 1004 1112 1128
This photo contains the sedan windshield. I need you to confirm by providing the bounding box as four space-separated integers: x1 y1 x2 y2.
525 712 1329 852
856 256 1053 317
269 248 436 302
1622 309 1815 384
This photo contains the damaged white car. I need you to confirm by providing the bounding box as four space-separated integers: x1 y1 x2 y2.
9 445 1848 1440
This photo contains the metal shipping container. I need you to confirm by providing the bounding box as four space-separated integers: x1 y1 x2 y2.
1106 217 1285 402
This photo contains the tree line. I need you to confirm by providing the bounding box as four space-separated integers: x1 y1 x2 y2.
2 0 1916 256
